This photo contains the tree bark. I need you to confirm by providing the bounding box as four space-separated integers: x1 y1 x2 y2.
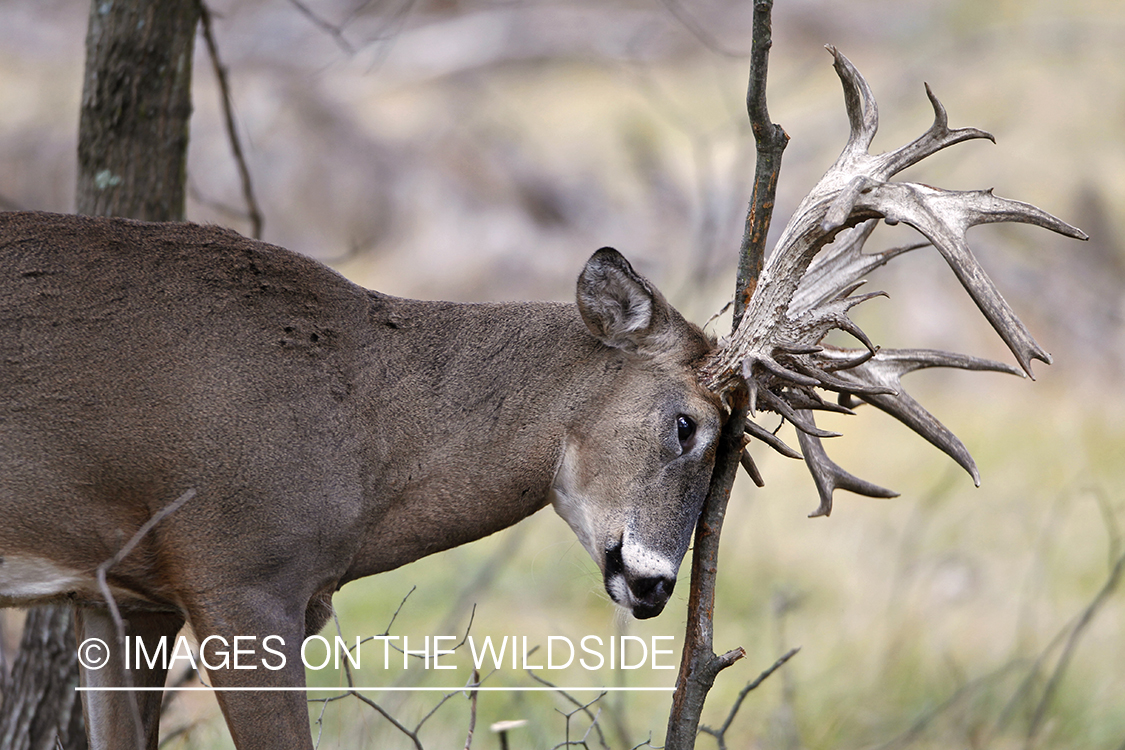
75 0 198 220
0 2 199 748
0 609 87 750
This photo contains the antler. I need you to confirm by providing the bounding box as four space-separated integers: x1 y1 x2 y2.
702 47 1087 517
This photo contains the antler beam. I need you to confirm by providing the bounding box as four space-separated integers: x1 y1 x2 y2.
701 47 1087 516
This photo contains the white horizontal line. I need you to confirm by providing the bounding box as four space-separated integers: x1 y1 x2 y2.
76 686 675 692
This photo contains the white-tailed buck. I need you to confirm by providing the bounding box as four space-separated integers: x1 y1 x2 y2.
0 50 1084 749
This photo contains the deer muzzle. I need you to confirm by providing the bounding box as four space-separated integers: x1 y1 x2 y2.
604 537 677 619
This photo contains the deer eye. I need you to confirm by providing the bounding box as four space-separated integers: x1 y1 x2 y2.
676 415 696 445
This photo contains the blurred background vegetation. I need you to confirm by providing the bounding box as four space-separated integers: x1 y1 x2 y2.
1 0 1123 748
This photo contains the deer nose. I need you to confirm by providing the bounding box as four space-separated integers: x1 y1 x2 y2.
627 574 676 619
630 574 674 602
603 538 677 619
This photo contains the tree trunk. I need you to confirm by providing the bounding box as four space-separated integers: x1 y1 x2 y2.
0 609 87 750
75 0 198 220
0 2 199 748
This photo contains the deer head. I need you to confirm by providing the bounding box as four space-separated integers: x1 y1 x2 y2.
553 248 724 619
700 48 1086 516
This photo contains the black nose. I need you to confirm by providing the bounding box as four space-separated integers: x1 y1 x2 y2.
630 574 674 603
628 575 676 619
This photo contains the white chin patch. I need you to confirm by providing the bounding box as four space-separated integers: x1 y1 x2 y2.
606 574 630 606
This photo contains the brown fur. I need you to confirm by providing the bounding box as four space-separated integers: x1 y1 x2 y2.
0 212 723 749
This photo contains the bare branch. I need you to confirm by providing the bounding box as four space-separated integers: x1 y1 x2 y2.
699 647 801 749
286 0 355 55
733 0 789 328
463 669 479 750
526 660 611 750
197 1 264 239
666 4 781 746
550 693 608 750
350 690 424 750
665 395 749 748
94 488 196 750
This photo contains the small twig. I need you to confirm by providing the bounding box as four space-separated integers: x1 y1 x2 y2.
328 585 417 664
196 0 264 239
437 524 526 636
464 669 480 750
358 0 419 75
345 595 474 668
699 647 800 748
656 0 748 58
1025 548 1125 748
98 489 197 581
384 586 416 635
286 0 355 54
412 668 485 737
525 659 611 750
345 671 487 749
94 488 196 750
312 688 330 750
703 298 734 333
312 596 482 748
551 694 607 750
350 690 424 750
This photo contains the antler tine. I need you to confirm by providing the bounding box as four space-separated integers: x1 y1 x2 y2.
745 418 802 460
854 183 1087 375
829 45 879 165
820 347 1025 484
876 82 995 179
705 47 1086 514
789 220 927 315
795 414 899 519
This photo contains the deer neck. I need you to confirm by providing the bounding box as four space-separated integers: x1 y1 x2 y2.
342 294 609 582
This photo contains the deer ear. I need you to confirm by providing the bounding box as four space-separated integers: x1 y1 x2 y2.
576 247 673 354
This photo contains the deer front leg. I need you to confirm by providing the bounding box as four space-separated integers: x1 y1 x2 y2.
75 608 185 750
188 595 318 750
